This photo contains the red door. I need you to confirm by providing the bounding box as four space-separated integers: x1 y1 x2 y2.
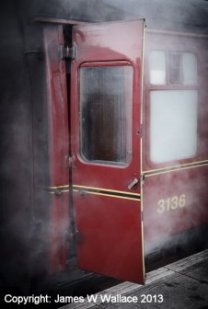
71 20 145 283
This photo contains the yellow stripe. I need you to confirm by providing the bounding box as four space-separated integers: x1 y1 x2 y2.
48 184 141 199
143 160 208 177
73 184 140 197
49 184 70 190
73 189 140 201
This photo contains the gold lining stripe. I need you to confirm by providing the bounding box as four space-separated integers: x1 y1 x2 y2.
143 160 208 177
73 189 141 201
49 184 70 190
49 189 69 194
48 184 141 200
73 184 140 197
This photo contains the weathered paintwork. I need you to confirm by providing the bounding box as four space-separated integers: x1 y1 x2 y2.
70 20 145 283
43 21 208 284
44 25 70 272
142 32 208 253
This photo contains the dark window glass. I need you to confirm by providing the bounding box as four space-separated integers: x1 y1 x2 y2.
79 66 133 164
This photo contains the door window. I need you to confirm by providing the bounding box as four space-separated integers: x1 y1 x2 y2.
79 65 133 165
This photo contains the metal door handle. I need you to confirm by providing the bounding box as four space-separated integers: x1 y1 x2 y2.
128 178 139 190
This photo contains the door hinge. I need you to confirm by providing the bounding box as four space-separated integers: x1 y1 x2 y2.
68 154 75 167
59 45 76 60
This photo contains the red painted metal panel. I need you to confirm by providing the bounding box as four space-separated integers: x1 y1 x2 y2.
143 168 208 247
142 32 208 254
44 25 70 272
71 21 145 283
75 194 143 282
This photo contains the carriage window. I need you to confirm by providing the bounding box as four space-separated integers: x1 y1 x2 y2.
79 66 133 164
149 50 198 163
182 53 197 85
150 51 197 85
150 51 166 85
150 90 198 163
169 52 182 84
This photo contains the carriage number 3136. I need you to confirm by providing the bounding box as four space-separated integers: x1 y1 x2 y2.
157 194 186 214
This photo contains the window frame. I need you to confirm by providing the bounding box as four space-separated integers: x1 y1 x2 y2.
143 33 201 170
78 61 134 167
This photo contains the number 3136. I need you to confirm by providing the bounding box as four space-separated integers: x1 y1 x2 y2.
157 194 186 214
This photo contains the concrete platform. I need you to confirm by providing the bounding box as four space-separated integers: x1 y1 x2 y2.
59 249 208 309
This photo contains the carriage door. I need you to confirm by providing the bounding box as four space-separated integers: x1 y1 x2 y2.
71 20 145 283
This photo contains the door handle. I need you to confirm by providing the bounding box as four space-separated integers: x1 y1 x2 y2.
128 178 139 190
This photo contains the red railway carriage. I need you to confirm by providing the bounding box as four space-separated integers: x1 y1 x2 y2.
44 20 208 284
